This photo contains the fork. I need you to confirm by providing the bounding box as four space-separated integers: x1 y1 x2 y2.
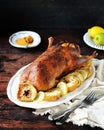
51 91 98 125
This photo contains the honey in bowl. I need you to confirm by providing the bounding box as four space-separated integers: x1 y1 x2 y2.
16 35 34 46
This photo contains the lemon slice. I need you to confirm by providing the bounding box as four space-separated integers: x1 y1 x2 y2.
66 81 78 92
34 91 45 103
57 81 68 96
87 67 92 78
77 69 88 80
72 72 84 82
44 88 62 101
65 75 80 92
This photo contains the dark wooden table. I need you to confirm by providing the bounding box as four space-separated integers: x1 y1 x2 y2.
0 29 104 130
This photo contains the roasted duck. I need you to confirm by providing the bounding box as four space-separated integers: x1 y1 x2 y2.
17 37 97 102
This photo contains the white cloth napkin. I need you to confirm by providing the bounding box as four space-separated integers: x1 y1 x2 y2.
33 58 104 129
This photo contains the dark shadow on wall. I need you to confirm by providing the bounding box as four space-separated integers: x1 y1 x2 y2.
0 0 104 33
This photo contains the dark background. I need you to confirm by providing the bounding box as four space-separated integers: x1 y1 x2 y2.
0 0 104 34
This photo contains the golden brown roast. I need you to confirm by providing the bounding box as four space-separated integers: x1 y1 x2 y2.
19 37 97 92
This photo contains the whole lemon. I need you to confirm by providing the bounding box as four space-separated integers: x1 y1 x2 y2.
88 26 104 39
94 33 104 45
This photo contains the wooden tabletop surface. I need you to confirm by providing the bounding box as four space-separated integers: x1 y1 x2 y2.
0 29 104 130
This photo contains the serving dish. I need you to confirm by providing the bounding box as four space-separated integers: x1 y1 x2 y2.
9 31 41 48
83 32 104 50
7 64 95 109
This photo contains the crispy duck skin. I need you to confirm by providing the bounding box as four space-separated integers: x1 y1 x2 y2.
19 37 97 91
